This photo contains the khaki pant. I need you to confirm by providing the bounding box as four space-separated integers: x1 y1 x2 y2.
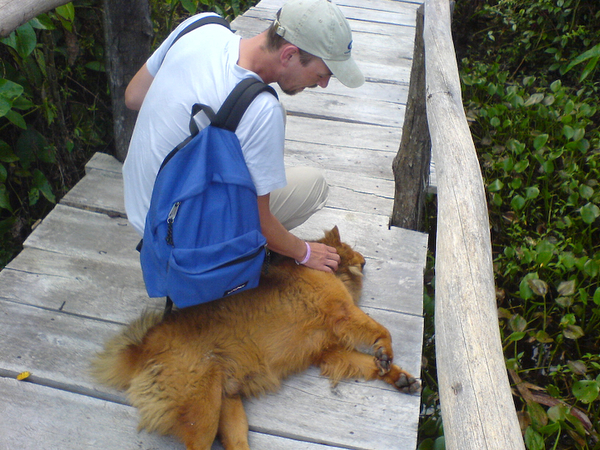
269 166 328 230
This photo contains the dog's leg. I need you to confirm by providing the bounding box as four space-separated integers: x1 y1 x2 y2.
172 371 223 450
318 347 421 394
326 302 395 374
217 395 251 450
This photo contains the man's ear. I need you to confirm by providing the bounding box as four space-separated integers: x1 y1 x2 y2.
280 44 299 66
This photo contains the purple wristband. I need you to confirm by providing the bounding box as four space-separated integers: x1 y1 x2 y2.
296 242 311 265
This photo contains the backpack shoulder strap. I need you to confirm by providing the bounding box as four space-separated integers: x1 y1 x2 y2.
157 16 231 68
168 15 231 50
212 78 279 132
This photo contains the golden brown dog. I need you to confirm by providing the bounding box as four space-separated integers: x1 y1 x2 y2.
92 226 420 450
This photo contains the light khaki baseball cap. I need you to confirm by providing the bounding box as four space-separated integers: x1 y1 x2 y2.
274 0 364 88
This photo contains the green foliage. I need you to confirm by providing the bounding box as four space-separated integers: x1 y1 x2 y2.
149 0 257 45
0 0 258 268
0 1 112 267
439 0 600 448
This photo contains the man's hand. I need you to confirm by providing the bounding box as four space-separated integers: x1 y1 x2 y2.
302 242 340 273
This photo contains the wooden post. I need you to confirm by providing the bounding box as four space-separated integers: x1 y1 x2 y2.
390 4 431 232
423 0 525 448
102 0 153 162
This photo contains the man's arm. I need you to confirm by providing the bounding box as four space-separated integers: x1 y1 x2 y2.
257 194 340 272
125 63 154 111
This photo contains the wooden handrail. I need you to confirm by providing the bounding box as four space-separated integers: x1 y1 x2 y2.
422 0 525 448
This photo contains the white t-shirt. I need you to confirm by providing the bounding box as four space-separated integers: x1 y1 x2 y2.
122 13 287 236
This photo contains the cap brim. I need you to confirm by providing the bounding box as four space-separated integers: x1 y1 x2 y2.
325 57 364 88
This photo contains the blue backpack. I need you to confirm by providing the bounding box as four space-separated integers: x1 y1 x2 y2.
139 20 278 309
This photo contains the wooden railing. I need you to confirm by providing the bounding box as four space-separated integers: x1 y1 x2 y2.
392 1 525 448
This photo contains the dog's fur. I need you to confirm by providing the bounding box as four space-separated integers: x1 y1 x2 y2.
92 227 420 450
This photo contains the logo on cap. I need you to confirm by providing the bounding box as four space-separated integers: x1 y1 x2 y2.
345 40 353 55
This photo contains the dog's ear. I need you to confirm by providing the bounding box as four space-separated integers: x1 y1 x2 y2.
324 226 341 245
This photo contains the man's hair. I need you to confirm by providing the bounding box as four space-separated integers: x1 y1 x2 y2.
266 12 318 67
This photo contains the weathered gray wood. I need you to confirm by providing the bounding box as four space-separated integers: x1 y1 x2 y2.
0 285 422 449
0 247 161 321
285 115 401 153
60 168 126 217
23 204 141 263
293 207 428 267
424 0 524 448
0 0 426 448
391 4 431 231
277 87 407 128
0 0 70 36
0 378 347 450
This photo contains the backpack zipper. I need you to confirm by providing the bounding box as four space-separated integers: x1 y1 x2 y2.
166 201 181 246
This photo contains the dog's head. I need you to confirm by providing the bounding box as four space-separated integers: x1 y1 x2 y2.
319 226 365 304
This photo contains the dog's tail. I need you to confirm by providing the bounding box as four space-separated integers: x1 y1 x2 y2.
91 310 163 390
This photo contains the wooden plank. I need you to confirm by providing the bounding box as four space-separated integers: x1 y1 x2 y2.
424 0 523 448
23 204 141 263
85 151 122 175
251 0 421 25
0 299 420 450
293 207 428 268
285 115 402 152
278 87 407 128
0 247 162 321
69 148 398 221
60 169 125 217
0 378 346 450
33 193 428 267
284 140 396 180
1 235 422 322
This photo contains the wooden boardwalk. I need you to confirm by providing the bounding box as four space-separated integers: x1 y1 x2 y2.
0 0 427 448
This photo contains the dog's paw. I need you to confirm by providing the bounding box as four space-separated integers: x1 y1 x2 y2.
374 346 392 375
395 372 421 395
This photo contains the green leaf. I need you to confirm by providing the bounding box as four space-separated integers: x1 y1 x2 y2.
536 240 554 266
511 195 526 210
514 160 529 173
55 3 75 22
533 134 549 150
0 79 24 117
520 273 539 300
563 125 574 140
564 43 600 75
535 330 553 343
580 185 594 200
526 186 540 199
593 288 600 306
527 402 548 429
580 203 600 224
0 184 12 211
583 259 599 278
557 280 576 297
508 331 526 342
580 55 599 82
488 179 504 192
181 0 197 14
547 404 568 422
572 380 599 404
4 110 27 129
0 140 19 163
563 325 584 340
528 278 548 296
524 426 544 450
32 169 56 203
28 187 40 206
509 314 527 332
1 22 37 59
